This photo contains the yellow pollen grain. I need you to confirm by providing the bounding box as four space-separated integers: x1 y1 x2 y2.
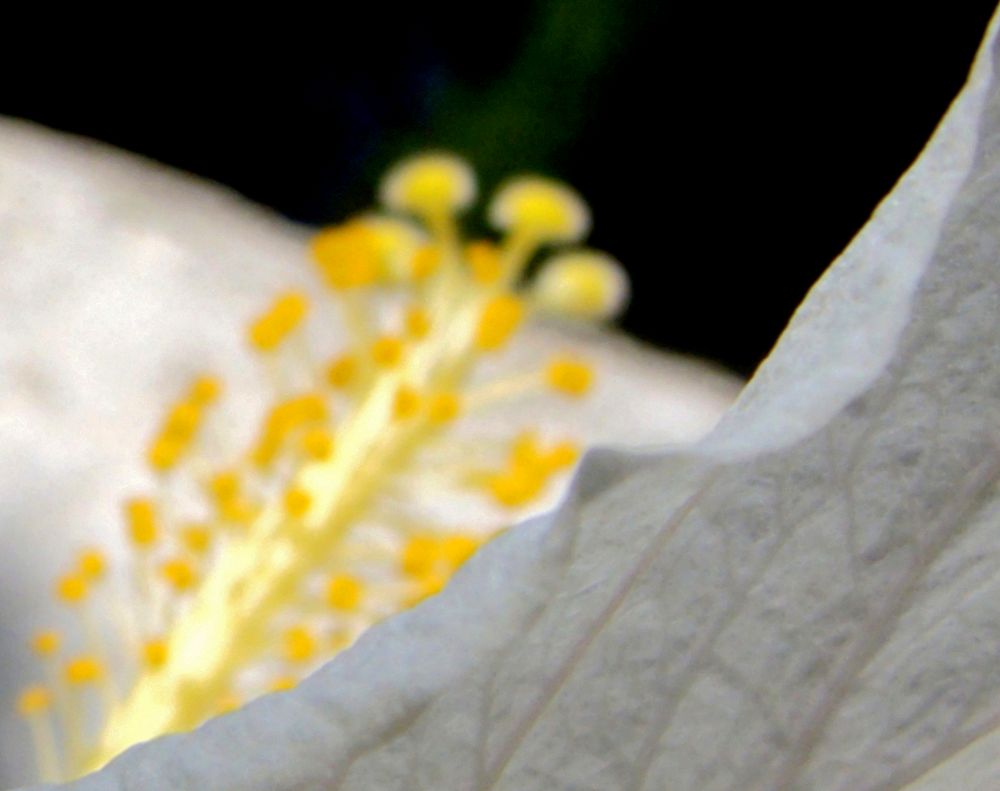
30 630 61 657
404 306 431 339
475 295 524 351
488 467 545 508
209 471 240 504
143 639 169 670
543 441 580 472
465 240 502 284
78 549 107 581
65 656 103 685
325 574 365 612
268 676 299 693
406 573 446 607
147 436 183 473
410 245 441 280
55 574 88 604
188 375 222 406
301 428 334 461
17 686 51 716
440 534 480 569
283 487 313 519
282 626 318 663
371 336 404 368
392 386 421 421
161 558 197 592
326 354 357 389
427 392 461 424
400 535 440 578
125 498 158 547
545 357 594 397
311 223 381 290
181 524 212 555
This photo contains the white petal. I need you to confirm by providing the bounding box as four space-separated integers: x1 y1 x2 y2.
0 121 738 787
15 6 1000 790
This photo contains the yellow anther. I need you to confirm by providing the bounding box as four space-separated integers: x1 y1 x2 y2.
325 574 365 612
249 315 283 352
31 631 61 657
143 639 169 669
427 391 461 425
326 353 357 389
510 431 543 469
249 291 309 351
489 176 590 243
220 498 258 527
272 291 309 331
126 498 158 547
475 295 524 351
466 240 502 284
371 335 405 368
147 436 183 473
392 386 422 421
531 250 629 320
311 223 381 290
545 357 594 397
410 245 441 280
188 375 222 406
301 428 334 460
282 626 318 663
268 676 298 693
161 558 197 592
400 534 440 578
406 573 446 607
209 471 240 505
488 467 545 508
163 402 201 440
283 487 312 519
181 523 212 555
65 656 104 685
380 152 476 216
404 306 431 339
542 441 580 472
55 574 88 604
78 548 107 581
440 534 479 569
17 686 51 716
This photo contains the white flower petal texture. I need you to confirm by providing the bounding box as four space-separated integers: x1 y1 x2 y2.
14 6 1000 787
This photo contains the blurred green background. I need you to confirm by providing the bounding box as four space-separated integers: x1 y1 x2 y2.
3 1 997 375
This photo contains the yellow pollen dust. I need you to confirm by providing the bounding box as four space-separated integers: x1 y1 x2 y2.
392 386 422 420
475 295 524 351
22 151 629 783
17 686 52 717
77 549 106 581
55 574 87 604
371 335 404 368
283 626 318 663
326 354 357 389
410 245 441 280
326 574 364 612
65 656 103 685
143 639 169 670
30 630 61 657
125 498 158 547
546 357 594 397
161 559 197 592
283 487 312 519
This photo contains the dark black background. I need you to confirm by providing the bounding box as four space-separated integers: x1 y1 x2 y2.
4 2 997 376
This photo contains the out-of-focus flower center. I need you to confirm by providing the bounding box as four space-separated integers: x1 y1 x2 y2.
15 152 630 782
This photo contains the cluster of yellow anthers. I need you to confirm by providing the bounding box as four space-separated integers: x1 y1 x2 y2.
15 152 630 783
